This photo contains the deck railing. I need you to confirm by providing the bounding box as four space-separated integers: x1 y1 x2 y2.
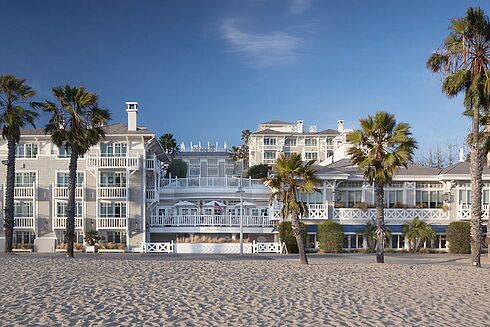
98 187 127 198
14 187 35 198
150 215 272 227
272 203 328 220
54 187 83 198
97 217 127 229
333 208 450 221
457 204 489 220
14 217 35 228
160 177 265 189
53 217 84 229
87 156 139 169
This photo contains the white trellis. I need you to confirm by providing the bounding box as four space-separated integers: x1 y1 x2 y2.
144 241 174 253
252 241 285 254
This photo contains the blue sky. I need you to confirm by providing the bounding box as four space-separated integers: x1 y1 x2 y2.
0 0 488 155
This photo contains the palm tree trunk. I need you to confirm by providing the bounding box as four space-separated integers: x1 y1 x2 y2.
374 182 385 263
290 212 308 265
66 147 79 258
470 107 482 267
4 138 16 253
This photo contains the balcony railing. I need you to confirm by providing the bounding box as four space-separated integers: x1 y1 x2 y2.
271 203 328 220
150 215 272 228
160 177 265 189
53 217 83 229
333 208 450 221
457 204 489 220
98 187 127 198
97 217 127 229
146 189 157 202
14 186 35 198
54 187 83 198
87 156 139 169
14 217 35 228
146 158 155 170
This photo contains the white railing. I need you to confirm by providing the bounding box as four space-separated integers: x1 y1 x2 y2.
457 204 489 220
146 158 155 170
146 189 156 202
54 187 83 198
53 217 83 229
98 187 127 198
333 208 450 221
14 217 35 228
87 156 139 169
272 203 328 220
150 215 272 227
97 217 127 229
252 241 283 254
14 187 35 198
160 177 265 189
144 242 174 253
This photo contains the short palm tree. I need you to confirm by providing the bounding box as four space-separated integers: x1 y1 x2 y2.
42 85 111 258
0 75 38 253
402 218 436 253
427 6 490 267
159 133 179 159
265 153 320 264
347 111 417 263
362 221 391 252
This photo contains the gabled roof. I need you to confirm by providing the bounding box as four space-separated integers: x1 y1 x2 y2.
19 123 154 136
395 164 442 176
440 161 490 175
252 128 340 136
316 129 340 135
261 120 292 125
252 129 287 135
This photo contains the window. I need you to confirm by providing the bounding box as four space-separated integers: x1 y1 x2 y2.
207 159 219 176
56 172 84 187
391 235 405 249
299 191 323 204
15 172 36 187
56 201 83 217
384 190 404 208
343 234 364 249
263 138 276 146
100 143 127 157
14 231 35 244
100 172 126 187
106 231 126 244
326 137 334 145
416 190 443 208
304 152 318 160
305 138 317 146
58 145 71 158
264 151 276 160
14 201 33 217
188 159 201 177
285 138 296 146
336 190 362 207
16 143 38 158
99 202 126 217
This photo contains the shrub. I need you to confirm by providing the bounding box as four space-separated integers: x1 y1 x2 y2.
167 159 187 178
84 230 100 246
446 221 471 254
419 247 430 254
317 221 344 253
244 164 269 179
278 221 307 253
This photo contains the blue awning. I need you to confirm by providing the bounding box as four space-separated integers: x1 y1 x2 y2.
386 225 404 233
306 225 318 233
430 225 448 234
342 225 365 233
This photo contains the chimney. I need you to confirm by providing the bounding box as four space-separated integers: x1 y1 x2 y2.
126 101 138 131
337 120 345 133
459 148 465 163
296 120 304 133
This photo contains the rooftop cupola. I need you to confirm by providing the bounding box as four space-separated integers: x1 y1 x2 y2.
296 120 304 133
337 120 345 133
126 101 138 131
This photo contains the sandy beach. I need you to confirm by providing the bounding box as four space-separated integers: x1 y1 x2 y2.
0 254 489 326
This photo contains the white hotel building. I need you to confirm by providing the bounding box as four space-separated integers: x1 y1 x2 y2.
0 105 488 253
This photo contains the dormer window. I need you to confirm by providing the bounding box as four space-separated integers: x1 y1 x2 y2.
100 142 127 157
16 143 38 158
263 138 276 146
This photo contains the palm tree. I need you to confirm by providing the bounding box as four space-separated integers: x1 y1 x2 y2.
0 75 38 253
159 133 179 159
347 111 417 263
427 7 490 267
240 129 252 168
402 218 436 253
241 129 252 146
362 221 391 252
230 145 244 174
42 85 110 258
265 153 320 264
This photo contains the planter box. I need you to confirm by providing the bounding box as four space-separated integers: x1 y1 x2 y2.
175 243 253 254
13 248 33 252
98 249 125 253
56 249 84 253
85 245 97 253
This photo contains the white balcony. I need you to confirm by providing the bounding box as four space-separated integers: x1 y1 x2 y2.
271 203 328 220
97 217 127 229
146 189 157 202
54 187 83 198
150 215 272 227
14 187 35 198
14 217 35 229
146 158 155 170
457 204 489 220
87 156 139 169
160 177 265 189
333 208 450 222
98 187 127 198
53 217 83 229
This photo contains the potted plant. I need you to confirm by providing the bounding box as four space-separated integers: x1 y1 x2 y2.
84 230 100 253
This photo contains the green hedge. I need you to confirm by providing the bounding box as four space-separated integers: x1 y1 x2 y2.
446 221 471 254
167 159 187 178
278 221 306 253
317 221 344 253
244 164 269 179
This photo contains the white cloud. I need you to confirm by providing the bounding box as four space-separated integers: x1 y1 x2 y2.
221 19 302 68
288 0 312 15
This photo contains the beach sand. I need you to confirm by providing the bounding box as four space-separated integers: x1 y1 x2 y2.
0 254 489 326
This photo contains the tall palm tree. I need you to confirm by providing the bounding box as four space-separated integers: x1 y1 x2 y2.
427 7 490 267
347 111 417 263
230 145 244 174
265 153 320 264
402 218 436 253
42 85 110 258
0 75 38 253
159 133 179 159
241 129 252 146
240 129 252 169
